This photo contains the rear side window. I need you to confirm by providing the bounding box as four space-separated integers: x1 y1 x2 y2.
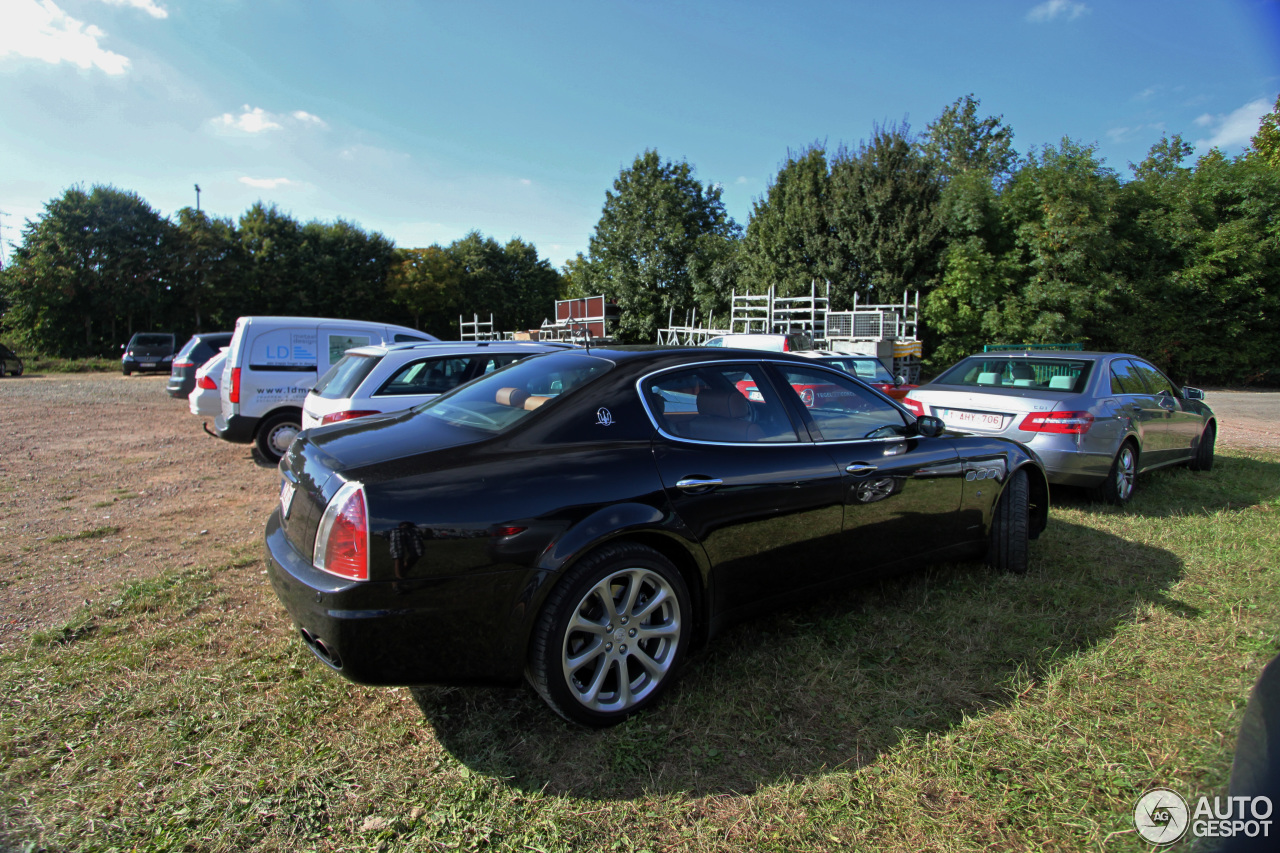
175 338 201 360
643 364 799 443
1110 359 1147 394
313 354 381 399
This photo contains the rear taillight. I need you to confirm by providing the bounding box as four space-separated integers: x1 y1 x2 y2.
902 395 925 417
1018 411 1095 434
313 481 369 581
230 367 241 403
320 409 381 426
173 359 195 369
196 374 217 390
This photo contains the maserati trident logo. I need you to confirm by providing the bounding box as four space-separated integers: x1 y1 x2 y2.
596 407 615 426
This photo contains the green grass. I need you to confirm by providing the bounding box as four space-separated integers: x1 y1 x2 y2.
2 451 1278 852
46 525 121 545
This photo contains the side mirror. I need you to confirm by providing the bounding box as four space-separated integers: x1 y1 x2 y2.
894 374 906 387
915 415 946 438
1182 386 1205 401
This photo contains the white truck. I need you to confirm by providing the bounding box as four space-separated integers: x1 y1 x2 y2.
214 316 436 461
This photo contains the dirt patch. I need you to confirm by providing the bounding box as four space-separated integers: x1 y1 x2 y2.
0 372 280 649
0 374 1276 648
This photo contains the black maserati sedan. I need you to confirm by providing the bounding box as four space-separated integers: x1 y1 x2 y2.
265 347 1049 726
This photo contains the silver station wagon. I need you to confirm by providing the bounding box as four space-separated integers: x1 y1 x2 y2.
903 351 1216 504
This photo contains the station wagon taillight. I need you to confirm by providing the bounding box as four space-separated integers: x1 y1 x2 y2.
196 374 217 390
173 359 195 369
313 482 369 581
229 367 241 403
1018 411 1095 434
320 410 381 426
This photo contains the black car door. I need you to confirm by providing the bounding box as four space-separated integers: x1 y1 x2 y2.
643 361 847 616
765 362 966 574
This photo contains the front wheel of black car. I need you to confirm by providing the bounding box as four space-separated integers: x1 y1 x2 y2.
987 468 1029 574
528 543 690 727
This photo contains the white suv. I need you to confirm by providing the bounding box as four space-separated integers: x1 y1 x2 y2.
302 341 573 430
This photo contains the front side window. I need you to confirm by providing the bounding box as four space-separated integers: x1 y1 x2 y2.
1131 360 1175 396
823 357 895 384
773 365 908 441
643 364 798 443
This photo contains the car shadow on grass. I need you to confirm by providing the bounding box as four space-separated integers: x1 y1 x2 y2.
413 519 1189 800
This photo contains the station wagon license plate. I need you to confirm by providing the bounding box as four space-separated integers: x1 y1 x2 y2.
937 409 1006 431
280 481 296 519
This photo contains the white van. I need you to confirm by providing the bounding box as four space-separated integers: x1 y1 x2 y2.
215 316 436 461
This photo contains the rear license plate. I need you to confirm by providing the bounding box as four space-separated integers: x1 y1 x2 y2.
939 409 1006 430
280 481 296 519
140 361 156 368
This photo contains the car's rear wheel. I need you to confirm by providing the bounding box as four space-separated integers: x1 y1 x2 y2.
1188 423 1216 472
256 411 302 462
986 468 1029 574
1095 441 1137 505
528 542 690 727
122 366 131 376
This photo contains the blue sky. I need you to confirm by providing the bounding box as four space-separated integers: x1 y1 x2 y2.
2 0 1277 269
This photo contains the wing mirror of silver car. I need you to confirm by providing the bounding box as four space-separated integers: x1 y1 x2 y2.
915 415 946 438
895 374 906 387
1182 386 1205 401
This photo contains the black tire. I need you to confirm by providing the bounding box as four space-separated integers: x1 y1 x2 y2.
527 542 690 727
122 366 131 376
987 468 1029 574
256 411 302 462
1188 423 1216 472
1094 441 1138 506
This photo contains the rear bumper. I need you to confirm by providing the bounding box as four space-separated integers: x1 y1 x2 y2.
264 510 535 687
1031 441 1114 487
214 412 259 443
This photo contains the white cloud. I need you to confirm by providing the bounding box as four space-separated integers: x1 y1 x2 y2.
1027 0 1090 23
213 106 329 133
95 0 167 19
214 105 282 133
291 110 328 128
239 176 293 190
735 176 749 185
519 178 532 186
0 0 131 75
1194 97 1274 151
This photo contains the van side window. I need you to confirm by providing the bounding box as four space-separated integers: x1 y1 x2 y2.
327 335 372 364
393 333 430 343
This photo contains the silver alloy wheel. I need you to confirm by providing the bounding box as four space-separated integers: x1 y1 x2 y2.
560 567 681 714
1114 445 1136 502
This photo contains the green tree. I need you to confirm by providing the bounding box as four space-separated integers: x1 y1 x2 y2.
170 207 244 331
1249 94 1280 168
389 246 463 334
237 203 306 316
827 124 944 306
739 145 833 298
918 94 1018 184
584 150 739 342
0 185 173 356
445 232 563 335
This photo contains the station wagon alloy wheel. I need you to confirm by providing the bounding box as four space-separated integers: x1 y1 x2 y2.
529 543 689 726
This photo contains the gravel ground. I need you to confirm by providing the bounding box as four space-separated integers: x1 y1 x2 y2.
1 372 1276 649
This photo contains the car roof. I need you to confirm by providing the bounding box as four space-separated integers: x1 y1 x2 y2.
961 351 1129 360
338 340 578 358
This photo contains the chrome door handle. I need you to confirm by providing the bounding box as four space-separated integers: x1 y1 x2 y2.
845 463 878 475
676 477 723 492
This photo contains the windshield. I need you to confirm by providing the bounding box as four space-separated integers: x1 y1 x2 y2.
415 352 615 432
935 357 1093 393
